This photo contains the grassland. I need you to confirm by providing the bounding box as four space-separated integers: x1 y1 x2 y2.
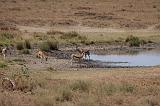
0 30 160 106
0 29 160 48
0 0 160 105
0 64 160 106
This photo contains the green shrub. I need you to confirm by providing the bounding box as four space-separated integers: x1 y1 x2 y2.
125 35 141 47
40 40 58 52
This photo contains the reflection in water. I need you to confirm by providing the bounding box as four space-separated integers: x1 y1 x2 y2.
90 49 160 67
127 50 139 55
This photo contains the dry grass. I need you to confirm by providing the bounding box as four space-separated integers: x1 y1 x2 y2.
0 31 22 45
0 0 160 29
25 30 160 45
0 67 160 106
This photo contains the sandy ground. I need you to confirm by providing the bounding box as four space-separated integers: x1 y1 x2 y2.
17 25 160 33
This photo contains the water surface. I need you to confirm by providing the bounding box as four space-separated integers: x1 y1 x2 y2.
90 49 160 67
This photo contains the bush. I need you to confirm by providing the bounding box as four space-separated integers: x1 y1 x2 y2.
125 35 141 47
40 40 58 52
60 31 79 39
16 40 32 50
24 40 31 49
16 41 24 50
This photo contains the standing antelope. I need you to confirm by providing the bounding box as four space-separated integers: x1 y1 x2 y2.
77 48 90 60
71 51 85 65
36 50 48 62
1 47 7 59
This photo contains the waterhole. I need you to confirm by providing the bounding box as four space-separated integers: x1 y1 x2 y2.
90 49 160 67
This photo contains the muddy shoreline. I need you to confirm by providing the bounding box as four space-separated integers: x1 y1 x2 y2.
37 44 160 69
59 42 160 55
4 43 160 70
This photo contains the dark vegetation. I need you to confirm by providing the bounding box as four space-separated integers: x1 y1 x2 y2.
39 40 59 52
125 35 147 47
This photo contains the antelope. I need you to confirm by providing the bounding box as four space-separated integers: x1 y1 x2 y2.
71 51 85 65
1 47 7 59
0 72 16 91
36 50 48 62
77 48 90 60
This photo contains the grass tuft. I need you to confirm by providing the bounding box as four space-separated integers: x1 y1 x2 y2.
60 31 79 39
39 40 58 52
70 80 90 92
0 61 7 68
119 82 135 93
16 41 24 50
24 40 31 49
56 87 73 102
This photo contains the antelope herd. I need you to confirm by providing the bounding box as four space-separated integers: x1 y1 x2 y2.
0 46 90 90
1 46 90 64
